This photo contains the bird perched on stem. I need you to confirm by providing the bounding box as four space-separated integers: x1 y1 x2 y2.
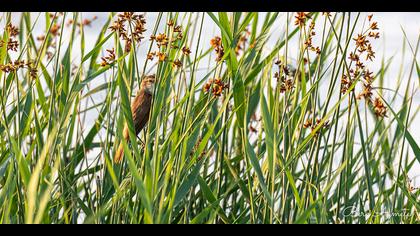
114 74 156 163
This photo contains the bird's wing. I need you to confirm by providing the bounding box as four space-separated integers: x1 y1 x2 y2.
132 92 152 134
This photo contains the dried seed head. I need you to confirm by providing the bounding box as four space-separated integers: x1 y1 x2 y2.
235 28 250 56
210 36 224 62
182 46 191 56
373 97 388 118
172 59 182 68
155 33 169 48
174 25 182 33
7 40 19 52
147 52 155 61
157 52 166 62
368 31 380 39
124 39 132 53
50 24 61 37
167 19 174 27
6 23 19 38
28 63 38 80
357 83 373 102
36 35 46 41
370 22 379 30
100 48 116 67
295 12 311 27
203 78 228 97
303 119 312 129
353 34 369 48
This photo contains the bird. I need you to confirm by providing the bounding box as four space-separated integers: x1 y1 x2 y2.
114 74 156 164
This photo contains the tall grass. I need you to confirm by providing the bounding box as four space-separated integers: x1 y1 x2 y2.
0 12 419 224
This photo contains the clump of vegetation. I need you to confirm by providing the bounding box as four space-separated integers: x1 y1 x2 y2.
0 12 419 224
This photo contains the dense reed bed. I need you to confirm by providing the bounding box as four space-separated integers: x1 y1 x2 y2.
0 12 419 224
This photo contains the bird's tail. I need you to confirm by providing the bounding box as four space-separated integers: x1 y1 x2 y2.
114 125 129 164
114 143 124 164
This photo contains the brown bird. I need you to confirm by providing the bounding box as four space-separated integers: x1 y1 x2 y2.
114 74 156 163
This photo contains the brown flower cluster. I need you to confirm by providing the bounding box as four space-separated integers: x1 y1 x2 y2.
342 14 386 118
150 33 169 48
352 15 379 63
182 46 191 56
147 51 165 62
46 51 54 60
1 23 20 52
210 36 224 62
36 35 45 41
150 20 183 49
295 12 311 28
304 21 321 55
28 62 38 80
303 117 330 136
157 52 166 62
353 34 376 61
235 28 251 56
50 24 61 37
274 60 294 93
35 13 67 60
7 40 19 52
48 12 64 20
340 74 352 94
109 12 147 53
357 69 374 101
172 59 182 69
147 19 188 66
66 16 98 28
47 14 63 37
6 23 19 37
147 51 168 62
100 48 116 67
203 78 229 97
0 23 38 79
0 60 37 80
0 60 26 73
373 97 387 118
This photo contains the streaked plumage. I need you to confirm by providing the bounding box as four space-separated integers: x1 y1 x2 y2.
114 75 155 163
